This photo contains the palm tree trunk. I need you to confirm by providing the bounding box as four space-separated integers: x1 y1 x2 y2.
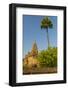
46 28 50 49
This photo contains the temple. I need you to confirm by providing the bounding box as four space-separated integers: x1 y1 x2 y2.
23 41 39 68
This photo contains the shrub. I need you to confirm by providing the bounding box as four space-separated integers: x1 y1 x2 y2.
37 47 57 67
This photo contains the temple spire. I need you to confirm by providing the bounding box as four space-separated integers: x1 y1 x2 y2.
31 41 38 57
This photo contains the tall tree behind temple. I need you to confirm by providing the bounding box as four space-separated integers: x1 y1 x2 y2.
41 16 53 49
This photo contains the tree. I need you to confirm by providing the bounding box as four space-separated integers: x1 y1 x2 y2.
41 16 53 49
37 47 57 67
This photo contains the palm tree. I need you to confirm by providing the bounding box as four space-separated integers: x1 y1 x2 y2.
41 16 53 49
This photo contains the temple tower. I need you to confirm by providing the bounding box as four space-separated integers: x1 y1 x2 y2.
31 41 38 57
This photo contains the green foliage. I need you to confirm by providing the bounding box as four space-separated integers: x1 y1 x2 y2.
41 16 53 29
37 47 57 67
40 16 53 49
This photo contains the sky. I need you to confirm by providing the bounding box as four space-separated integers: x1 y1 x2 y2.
23 15 57 57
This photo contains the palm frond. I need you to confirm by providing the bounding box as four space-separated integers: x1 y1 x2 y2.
41 16 53 29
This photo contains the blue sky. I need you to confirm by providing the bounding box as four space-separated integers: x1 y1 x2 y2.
23 15 57 57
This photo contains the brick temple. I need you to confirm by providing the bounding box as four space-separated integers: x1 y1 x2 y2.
23 41 40 68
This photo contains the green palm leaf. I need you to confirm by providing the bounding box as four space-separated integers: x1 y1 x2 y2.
40 16 53 49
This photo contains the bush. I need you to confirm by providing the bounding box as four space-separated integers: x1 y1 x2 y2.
37 47 57 67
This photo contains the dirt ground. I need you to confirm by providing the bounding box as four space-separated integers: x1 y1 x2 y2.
23 67 57 75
